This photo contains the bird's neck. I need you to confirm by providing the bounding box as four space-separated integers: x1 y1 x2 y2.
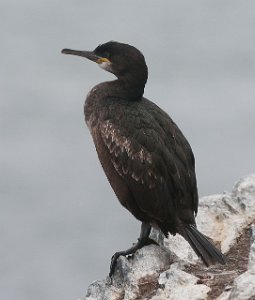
108 78 145 101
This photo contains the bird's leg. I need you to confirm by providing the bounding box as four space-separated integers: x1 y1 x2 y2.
109 222 158 277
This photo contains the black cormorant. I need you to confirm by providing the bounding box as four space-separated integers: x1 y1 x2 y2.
62 41 226 276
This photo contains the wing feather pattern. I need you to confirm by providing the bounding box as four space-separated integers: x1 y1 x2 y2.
96 98 198 227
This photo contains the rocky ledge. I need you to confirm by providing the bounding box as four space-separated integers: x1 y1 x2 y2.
79 174 255 300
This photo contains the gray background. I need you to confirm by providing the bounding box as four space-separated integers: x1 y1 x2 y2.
1 1 255 299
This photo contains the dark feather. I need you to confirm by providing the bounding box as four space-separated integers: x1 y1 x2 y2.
89 97 198 229
179 224 226 266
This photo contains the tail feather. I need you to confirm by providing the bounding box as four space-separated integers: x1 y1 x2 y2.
180 224 226 266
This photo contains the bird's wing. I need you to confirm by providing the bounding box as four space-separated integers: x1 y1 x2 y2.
98 100 197 224
145 99 198 215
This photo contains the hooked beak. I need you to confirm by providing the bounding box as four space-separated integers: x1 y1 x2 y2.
61 48 110 64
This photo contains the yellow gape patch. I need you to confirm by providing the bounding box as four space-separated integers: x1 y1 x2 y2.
96 57 110 64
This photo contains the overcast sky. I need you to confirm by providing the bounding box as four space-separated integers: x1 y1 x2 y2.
1 1 255 299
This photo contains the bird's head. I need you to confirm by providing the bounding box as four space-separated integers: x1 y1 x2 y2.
62 41 148 87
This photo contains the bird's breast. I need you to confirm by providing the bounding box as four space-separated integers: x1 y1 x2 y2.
84 86 102 132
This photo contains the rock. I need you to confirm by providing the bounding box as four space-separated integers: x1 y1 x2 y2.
81 245 176 300
217 224 255 300
249 224 255 271
151 263 210 300
79 174 255 300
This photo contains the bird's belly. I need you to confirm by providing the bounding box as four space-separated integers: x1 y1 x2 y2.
92 130 151 223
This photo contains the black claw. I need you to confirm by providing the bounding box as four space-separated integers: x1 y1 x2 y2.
109 251 123 277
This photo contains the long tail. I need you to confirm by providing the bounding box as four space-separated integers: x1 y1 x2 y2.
179 224 226 266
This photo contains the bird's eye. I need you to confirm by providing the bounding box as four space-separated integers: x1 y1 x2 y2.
103 51 110 59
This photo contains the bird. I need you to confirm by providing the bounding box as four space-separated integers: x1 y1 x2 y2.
61 41 226 277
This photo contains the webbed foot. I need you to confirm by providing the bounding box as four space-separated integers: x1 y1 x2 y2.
109 223 158 277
